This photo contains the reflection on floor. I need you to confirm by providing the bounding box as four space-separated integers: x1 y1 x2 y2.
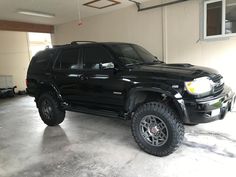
0 96 236 177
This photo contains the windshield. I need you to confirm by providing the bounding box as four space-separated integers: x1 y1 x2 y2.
108 44 161 66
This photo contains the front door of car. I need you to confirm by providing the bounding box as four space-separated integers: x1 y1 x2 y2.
79 45 125 111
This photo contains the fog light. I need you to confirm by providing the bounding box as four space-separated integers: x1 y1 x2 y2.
211 109 220 117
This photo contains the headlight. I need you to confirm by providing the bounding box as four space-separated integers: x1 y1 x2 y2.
185 77 213 95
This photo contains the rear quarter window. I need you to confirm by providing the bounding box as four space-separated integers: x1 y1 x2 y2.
54 48 79 70
28 50 56 74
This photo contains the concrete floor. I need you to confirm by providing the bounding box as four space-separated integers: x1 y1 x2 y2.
0 96 236 177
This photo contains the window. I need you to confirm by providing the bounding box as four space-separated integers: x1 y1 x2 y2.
29 51 54 73
206 1 222 36
112 44 141 64
204 0 236 38
55 49 79 70
225 0 236 34
28 32 52 58
83 46 112 70
108 44 157 66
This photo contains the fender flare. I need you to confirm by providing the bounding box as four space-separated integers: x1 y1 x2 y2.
37 81 64 103
125 85 189 123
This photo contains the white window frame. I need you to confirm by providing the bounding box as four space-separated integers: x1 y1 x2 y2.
204 0 236 39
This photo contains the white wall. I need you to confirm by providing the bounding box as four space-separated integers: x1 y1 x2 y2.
54 5 163 59
54 0 236 91
166 0 236 90
0 31 30 91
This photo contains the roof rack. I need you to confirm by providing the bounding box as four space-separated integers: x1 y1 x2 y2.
52 41 97 48
53 44 71 48
71 41 97 45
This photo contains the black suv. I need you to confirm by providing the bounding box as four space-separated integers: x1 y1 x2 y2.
27 41 235 156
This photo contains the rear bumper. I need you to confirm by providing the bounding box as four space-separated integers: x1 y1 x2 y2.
26 88 34 97
183 86 235 124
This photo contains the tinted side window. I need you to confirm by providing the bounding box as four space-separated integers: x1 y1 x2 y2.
108 44 155 65
55 48 79 70
83 46 112 70
28 50 54 73
114 44 139 60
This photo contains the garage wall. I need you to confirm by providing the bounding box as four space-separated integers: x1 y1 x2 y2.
54 0 236 91
166 0 236 90
0 31 30 91
54 5 163 59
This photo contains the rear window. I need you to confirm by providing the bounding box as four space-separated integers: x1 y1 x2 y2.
28 50 56 73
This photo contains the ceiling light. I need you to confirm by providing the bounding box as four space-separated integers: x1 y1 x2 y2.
17 10 55 18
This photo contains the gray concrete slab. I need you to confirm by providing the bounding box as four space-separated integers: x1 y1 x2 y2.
0 96 236 177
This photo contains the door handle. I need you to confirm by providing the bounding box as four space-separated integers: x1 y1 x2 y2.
68 74 88 80
45 73 51 76
45 72 53 79
80 75 88 81
68 74 88 81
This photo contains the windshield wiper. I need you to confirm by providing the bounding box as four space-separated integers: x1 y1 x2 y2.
138 60 165 66
125 60 164 67
153 60 164 64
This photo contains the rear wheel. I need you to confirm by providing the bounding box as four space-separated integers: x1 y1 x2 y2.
38 93 65 126
131 102 184 157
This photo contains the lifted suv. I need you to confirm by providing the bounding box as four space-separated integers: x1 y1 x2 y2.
27 41 235 156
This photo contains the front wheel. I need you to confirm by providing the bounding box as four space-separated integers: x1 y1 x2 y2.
38 93 65 126
131 102 184 157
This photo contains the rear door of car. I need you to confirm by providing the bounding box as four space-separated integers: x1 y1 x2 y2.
52 47 85 105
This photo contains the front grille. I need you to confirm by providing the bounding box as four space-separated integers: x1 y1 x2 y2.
214 83 224 93
211 74 224 94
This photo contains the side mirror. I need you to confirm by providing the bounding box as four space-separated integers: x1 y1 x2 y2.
100 62 115 70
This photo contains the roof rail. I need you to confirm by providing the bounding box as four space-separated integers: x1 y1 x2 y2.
71 41 97 45
53 44 71 48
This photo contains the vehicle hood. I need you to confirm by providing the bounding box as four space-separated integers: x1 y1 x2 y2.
131 63 219 81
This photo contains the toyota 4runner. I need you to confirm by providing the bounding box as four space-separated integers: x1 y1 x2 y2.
26 41 235 156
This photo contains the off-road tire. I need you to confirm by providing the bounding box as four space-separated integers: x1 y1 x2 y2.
131 102 184 157
38 93 65 126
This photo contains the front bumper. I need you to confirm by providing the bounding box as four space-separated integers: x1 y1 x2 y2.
183 86 235 124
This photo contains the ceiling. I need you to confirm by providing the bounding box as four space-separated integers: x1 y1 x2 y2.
0 0 151 25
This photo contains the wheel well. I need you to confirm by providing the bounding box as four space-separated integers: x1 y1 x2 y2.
127 91 182 121
36 84 54 97
35 84 62 107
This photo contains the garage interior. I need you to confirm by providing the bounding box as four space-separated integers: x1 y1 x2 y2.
0 0 236 177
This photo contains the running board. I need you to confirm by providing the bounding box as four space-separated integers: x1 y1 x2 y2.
64 105 126 119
